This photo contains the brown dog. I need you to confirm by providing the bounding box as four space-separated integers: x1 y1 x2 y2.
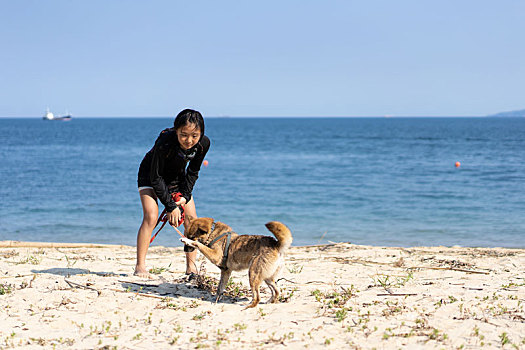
180 218 292 308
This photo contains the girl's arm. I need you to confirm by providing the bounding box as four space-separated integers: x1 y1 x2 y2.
181 136 211 202
149 139 178 212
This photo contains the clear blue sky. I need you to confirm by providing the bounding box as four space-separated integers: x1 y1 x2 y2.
1 1 524 117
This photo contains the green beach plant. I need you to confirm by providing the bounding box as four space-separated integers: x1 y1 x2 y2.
500 332 510 346
278 287 298 302
233 323 247 331
148 263 171 274
370 272 413 290
0 283 14 295
310 286 358 321
16 255 41 265
287 263 304 274
64 255 77 268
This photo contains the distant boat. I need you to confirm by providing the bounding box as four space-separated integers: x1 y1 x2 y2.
42 108 72 121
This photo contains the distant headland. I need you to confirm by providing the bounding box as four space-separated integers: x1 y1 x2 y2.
488 108 525 117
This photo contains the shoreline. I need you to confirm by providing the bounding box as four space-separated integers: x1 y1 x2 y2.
2 240 524 250
1 241 524 349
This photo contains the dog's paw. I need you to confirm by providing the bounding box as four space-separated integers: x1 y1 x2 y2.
180 237 196 247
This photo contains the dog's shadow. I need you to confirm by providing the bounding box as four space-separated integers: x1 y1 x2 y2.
119 279 249 305
30 268 249 305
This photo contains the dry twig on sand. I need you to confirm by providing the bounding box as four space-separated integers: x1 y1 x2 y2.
64 279 102 296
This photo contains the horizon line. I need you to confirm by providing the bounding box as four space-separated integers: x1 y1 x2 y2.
0 115 504 119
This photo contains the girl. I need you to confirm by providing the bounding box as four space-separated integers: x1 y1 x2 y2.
135 109 210 278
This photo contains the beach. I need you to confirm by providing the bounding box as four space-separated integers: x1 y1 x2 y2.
1 241 524 349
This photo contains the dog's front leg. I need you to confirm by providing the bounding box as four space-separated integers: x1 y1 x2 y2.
215 269 232 303
192 243 225 267
180 237 224 267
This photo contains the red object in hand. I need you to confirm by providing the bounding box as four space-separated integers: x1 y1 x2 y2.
171 192 185 226
150 192 185 244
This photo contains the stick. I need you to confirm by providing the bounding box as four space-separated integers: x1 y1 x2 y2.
0 274 34 279
118 280 161 288
64 279 102 296
317 231 327 245
408 266 490 274
300 241 354 249
109 288 166 300
377 293 417 296
330 257 393 266
276 277 297 284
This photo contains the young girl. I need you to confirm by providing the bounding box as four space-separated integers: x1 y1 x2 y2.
135 109 210 278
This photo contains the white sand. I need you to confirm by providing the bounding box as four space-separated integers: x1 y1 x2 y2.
1 241 524 349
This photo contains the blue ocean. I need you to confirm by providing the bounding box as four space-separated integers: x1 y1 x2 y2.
1 117 524 248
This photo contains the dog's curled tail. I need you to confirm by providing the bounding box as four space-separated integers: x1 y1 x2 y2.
265 221 292 253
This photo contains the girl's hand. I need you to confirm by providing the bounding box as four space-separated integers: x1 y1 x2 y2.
167 208 181 227
175 196 187 207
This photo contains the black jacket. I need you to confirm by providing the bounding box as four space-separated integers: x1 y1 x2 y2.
139 128 210 212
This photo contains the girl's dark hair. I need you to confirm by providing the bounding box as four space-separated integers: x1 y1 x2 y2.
173 109 205 136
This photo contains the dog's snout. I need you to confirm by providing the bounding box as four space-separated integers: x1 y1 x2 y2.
183 245 195 252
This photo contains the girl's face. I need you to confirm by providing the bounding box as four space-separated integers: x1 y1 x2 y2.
176 123 201 150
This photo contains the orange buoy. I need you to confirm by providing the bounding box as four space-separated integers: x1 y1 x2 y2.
203 160 209 167
455 161 461 168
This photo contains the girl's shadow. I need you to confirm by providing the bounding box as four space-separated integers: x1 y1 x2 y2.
31 267 127 277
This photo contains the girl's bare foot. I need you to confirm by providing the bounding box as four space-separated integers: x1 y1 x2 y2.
185 267 198 275
185 264 198 275
134 265 152 279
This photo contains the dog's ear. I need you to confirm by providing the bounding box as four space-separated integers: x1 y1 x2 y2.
194 217 214 235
